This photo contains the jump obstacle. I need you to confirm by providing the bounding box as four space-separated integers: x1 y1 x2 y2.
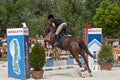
6 27 102 79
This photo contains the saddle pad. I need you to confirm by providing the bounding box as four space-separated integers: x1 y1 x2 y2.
58 35 68 44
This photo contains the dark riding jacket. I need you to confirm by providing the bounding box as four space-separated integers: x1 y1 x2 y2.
51 18 63 28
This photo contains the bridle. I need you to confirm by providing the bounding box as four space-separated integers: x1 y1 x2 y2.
45 19 56 40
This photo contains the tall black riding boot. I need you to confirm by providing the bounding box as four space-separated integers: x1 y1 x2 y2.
54 34 59 45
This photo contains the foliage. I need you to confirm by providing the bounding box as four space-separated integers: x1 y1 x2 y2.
54 0 79 36
28 15 47 37
0 0 7 20
1 0 120 37
0 0 51 37
53 0 91 37
93 0 120 37
29 42 46 71
97 44 114 64
85 0 104 24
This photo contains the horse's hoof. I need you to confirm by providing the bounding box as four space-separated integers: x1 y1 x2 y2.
80 67 85 78
82 76 85 78
82 75 85 78
80 73 85 78
89 74 93 77
81 72 85 78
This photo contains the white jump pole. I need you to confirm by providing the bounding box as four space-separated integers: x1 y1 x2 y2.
85 27 102 71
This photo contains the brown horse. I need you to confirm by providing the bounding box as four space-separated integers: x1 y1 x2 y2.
44 19 96 77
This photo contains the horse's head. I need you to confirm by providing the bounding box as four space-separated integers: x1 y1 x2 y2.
44 19 56 35
44 19 56 44
44 21 51 35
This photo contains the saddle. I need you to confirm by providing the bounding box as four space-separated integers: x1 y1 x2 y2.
58 31 70 44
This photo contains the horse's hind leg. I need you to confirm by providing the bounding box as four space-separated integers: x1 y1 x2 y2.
73 54 85 78
81 53 93 77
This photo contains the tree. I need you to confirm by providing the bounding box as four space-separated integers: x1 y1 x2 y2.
1 0 103 37
26 0 52 37
93 0 120 38
28 14 47 37
85 0 104 24
0 0 52 37
52 0 88 37
2 0 120 38
55 0 78 36
0 0 7 37
111 0 120 6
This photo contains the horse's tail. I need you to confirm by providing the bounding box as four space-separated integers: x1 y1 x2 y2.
79 39 96 59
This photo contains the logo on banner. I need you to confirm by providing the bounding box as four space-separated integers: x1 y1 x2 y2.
10 39 21 75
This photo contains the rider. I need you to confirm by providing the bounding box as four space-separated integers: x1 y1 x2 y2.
48 14 68 45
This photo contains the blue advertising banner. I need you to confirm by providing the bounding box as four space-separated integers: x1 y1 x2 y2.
7 28 30 79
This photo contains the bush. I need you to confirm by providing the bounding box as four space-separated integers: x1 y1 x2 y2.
29 42 46 71
97 44 114 64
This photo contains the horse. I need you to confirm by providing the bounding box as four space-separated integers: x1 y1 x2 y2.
44 19 96 77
